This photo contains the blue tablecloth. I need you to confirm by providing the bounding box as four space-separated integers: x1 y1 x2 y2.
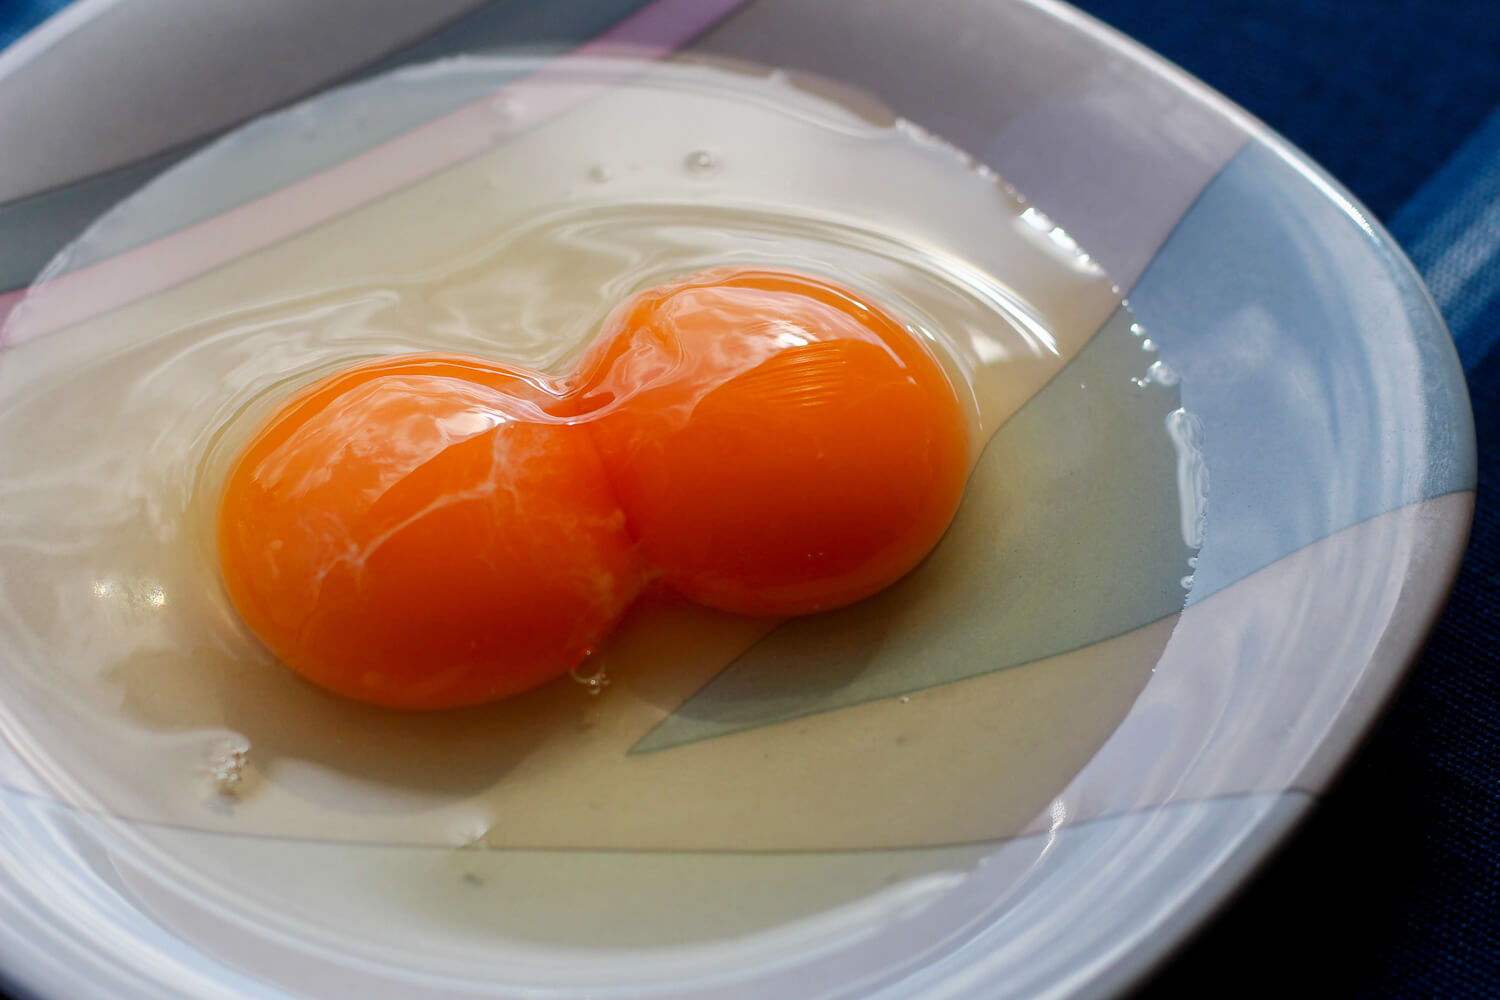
0 1 64 49
1 2 1495 997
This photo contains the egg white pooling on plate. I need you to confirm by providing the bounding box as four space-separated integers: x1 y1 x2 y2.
0 56 1190 946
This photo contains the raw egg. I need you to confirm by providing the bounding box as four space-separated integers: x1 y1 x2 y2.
217 268 970 707
571 267 970 617
216 354 643 709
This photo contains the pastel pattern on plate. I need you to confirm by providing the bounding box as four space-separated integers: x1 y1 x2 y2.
0 1 1475 999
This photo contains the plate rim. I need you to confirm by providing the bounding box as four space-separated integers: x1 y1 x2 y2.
0 2 1478 998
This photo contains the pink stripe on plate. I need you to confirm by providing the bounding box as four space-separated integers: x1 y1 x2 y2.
0 288 21 333
0 0 752 348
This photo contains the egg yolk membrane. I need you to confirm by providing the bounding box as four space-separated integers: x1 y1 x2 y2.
217 268 971 708
571 267 971 617
217 355 643 709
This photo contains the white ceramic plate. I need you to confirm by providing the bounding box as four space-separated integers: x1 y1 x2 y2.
0 2 1475 998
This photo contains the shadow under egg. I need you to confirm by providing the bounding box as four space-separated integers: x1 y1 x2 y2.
108 631 591 805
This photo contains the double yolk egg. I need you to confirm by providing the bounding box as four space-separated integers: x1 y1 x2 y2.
217 267 970 709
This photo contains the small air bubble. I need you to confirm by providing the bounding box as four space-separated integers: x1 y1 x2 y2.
1181 574 1195 590
1140 338 1157 352
1130 376 1150 390
1147 360 1180 386
210 748 248 797
570 649 610 697
684 149 717 174
899 695 911 704
1130 323 1146 338
1188 556 1199 568
457 822 491 850
587 164 613 183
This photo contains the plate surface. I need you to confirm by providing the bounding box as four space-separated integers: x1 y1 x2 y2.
0 2 1476 999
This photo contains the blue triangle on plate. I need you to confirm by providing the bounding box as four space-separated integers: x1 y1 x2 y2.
632 306 1193 754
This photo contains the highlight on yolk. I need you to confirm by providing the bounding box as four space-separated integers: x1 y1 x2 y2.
571 267 971 617
216 354 643 710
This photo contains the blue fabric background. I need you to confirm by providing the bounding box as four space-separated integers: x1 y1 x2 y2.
0 1 68 49
0 1 1495 997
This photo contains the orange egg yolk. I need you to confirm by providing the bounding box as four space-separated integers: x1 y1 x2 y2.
216 355 643 709
571 267 971 616
217 268 970 708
